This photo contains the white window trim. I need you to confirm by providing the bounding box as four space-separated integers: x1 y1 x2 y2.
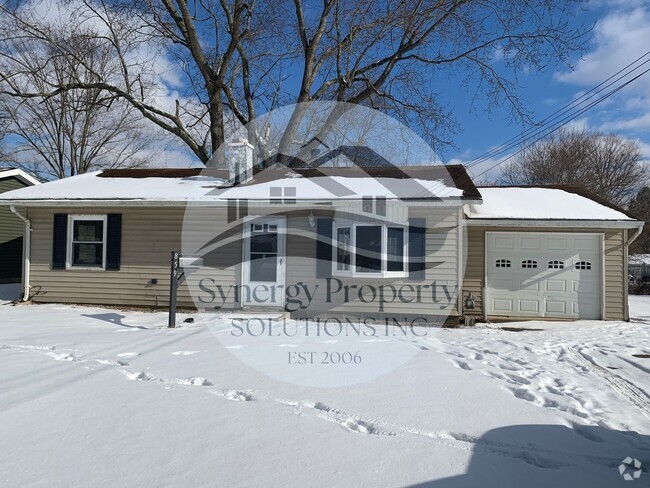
66 215 107 270
332 223 409 278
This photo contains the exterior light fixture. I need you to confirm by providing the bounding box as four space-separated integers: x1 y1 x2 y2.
465 291 476 311
308 211 316 228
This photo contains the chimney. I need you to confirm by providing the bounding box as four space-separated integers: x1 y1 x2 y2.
226 139 255 184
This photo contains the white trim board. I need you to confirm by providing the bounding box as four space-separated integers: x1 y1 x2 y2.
0 169 40 186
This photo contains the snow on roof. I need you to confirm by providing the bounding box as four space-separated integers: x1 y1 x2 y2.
0 171 225 202
217 176 463 200
466 187 633 221
0 170 463 204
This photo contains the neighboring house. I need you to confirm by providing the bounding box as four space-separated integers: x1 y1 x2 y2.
0 151 642 323
0 168 40 283
628 254 650 282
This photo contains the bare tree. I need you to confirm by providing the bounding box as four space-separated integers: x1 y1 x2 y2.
0 10 156 179
0 0 591 165
499 128 647 205
628 186 650 254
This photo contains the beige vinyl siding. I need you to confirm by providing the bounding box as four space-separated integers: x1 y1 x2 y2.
463 226 627 321
0 177 29 282
281 206 460 319
0 177 27 244
28 206 240 308
27 204 462 320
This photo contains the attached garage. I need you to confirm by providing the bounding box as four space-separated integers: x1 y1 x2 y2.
485 232 602 319
464 186 644 322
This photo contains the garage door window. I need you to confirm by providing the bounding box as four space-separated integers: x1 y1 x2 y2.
521 259 538 269
575 261 592 270
548 260 565 269
495 259 511 268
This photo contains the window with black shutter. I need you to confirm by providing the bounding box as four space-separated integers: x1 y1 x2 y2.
106 214 122 270
52 214 68 269
316 218 333 279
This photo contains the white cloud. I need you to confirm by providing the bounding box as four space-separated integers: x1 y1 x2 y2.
554 2 650 155
556 7 650 98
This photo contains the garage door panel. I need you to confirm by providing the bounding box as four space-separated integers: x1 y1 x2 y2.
492 298 513 313
493 236 514 250
545 300 567 314
486 232 601 319
492 278 516 291
546 279 567 292
519 300 540 313
519 279 540 291
520 237 541 249
547 238 567 250
574 238 598 251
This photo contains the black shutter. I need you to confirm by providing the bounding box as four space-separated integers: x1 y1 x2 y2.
52 214 68 269
316 218 333 279
408 217 426 280
106 214 122 270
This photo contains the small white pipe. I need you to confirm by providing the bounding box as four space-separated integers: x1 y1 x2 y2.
10 205 30 301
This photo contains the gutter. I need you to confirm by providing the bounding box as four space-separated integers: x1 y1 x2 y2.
464 218 644 230
10 206 30 301
0 198 483 208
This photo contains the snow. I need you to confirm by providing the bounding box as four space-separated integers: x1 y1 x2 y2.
217 176 464 200
466 187 633 220
0 298 648 486
630 254 650 266
0 171 463 203
0 171 227 203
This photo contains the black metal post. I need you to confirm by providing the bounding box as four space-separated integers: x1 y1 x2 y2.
168 251 179 328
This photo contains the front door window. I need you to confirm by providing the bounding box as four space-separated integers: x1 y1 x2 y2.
249 223 278 282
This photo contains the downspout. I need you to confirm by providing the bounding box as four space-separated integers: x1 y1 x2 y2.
10 206 31 301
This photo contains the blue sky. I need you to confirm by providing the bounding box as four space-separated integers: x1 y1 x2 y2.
441 0 650 180
13 0 650 180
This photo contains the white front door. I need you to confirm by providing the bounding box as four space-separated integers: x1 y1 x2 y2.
486 232 602 319
241 217 286 307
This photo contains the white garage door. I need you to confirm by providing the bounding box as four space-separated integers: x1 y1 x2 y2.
486 232 602 319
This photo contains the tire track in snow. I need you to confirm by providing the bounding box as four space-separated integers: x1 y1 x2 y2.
566 346 650 421
272 398 629 470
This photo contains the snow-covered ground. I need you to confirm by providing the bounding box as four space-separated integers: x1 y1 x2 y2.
1 286 648 487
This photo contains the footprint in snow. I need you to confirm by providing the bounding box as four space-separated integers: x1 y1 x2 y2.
343 418 377 435
96 359 129 366
453 360 472 371
47 352 77 362
122 371 152 381
213 390 253 401
117 352 140 358
178 377 212 386
171 351 199 356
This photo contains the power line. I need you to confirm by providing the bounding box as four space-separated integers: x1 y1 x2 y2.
465 51 650 169
472 65 650 179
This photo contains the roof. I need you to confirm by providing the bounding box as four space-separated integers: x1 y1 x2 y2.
466 186 634 221
0 168 41 186
0 165 476 205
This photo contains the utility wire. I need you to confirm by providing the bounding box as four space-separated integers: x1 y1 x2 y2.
472 65 650 179
465 51 650 169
